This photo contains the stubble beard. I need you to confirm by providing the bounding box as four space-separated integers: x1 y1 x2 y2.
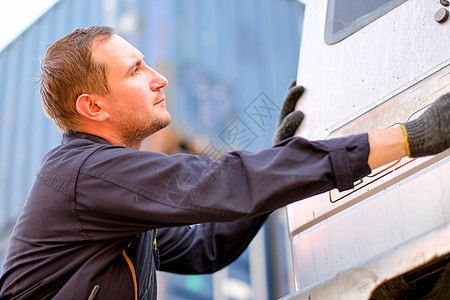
120 111 171 149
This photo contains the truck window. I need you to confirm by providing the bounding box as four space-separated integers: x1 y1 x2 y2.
325 0 407 44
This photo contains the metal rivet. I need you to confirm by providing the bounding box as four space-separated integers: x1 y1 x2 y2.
435 8 449 23
440 0 449 7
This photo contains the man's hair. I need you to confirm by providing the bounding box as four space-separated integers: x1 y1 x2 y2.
39 25 115 132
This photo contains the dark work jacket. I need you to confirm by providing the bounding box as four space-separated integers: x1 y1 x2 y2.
0 132 371 299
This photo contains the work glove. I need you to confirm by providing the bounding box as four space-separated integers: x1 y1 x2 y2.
272 81 305 145
401 91 450 157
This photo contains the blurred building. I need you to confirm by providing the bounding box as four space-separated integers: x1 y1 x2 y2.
0 0 304 298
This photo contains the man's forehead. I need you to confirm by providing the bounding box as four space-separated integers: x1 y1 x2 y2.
92 34 143 61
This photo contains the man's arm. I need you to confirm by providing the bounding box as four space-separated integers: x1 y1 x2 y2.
368 126 406 170
157 214 269 274
368 91 449 170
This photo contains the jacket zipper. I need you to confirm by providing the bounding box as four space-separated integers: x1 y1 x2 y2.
87 285 100 300
122 250 138 300
145 229 159 297
153 229 159 269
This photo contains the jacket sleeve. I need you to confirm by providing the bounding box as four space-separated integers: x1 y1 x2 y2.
156 214 270 274
75 134 370 239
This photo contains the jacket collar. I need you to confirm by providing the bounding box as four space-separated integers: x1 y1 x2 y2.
62 131 113 145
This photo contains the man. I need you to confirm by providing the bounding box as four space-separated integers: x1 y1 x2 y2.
0 25 449 300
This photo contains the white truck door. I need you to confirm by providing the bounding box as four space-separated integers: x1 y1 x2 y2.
284 0 450 298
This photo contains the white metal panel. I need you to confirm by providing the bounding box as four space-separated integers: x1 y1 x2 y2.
281 222 450 300
290 153 450 289
294 0 450 141
286 0 450 292
288 65 450 238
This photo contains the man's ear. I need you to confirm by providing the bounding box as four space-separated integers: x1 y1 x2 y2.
75 94 110 121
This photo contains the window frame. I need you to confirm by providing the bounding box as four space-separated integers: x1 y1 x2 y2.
325 0 407 44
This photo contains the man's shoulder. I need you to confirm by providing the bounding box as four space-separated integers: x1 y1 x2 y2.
46 132 132 163
43 136 106 167
37 135 120 186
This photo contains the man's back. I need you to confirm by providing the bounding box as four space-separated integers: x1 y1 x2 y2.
0 133 139 299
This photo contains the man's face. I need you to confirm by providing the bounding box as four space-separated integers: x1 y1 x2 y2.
91 34 171 147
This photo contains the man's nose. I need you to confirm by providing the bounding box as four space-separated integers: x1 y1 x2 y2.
149 69 168 91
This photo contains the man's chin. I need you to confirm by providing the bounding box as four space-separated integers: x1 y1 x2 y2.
161 115 171 130
150 117 171 136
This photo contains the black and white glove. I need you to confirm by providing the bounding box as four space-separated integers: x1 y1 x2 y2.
272 81 305 145
401 91 450 157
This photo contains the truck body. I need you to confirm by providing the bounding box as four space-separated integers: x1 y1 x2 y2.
282 0 450 298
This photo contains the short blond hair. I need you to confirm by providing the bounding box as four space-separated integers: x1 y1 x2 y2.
39 25 115 132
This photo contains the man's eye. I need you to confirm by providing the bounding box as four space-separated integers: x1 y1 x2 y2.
132 68 139 75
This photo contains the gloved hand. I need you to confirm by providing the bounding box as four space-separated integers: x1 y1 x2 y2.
401 91 450 157
272 81 305 145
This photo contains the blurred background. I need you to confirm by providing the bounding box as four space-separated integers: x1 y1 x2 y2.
0 0 305 298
